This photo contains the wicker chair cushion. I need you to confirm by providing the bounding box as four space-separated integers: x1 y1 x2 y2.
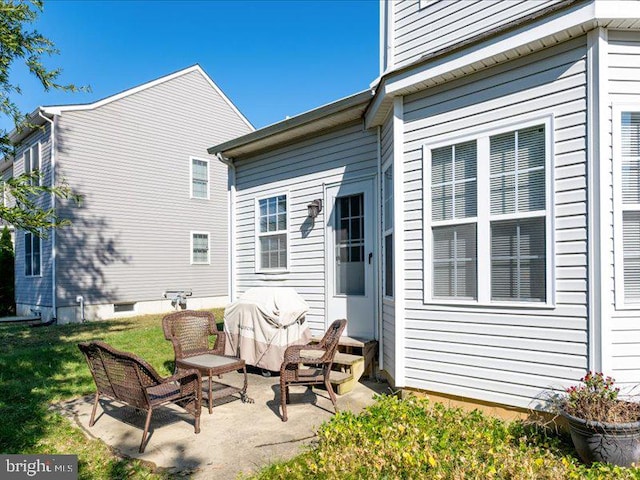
146 382 186 405
179 354 242 369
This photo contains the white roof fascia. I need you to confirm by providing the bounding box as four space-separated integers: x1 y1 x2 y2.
42 65 254 130
365 0 640 128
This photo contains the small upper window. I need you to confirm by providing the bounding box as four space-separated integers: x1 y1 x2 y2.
24 231 41 276
257 194 288 272
191 158 209 199
24 142 41 186
191 232 210 264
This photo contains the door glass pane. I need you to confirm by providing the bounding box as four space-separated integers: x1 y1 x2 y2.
335 193 365 295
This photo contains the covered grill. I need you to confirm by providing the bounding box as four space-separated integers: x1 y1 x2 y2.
223 287 311 372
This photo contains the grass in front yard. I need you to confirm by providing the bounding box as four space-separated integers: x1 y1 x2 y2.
250 395 640 480
0 309 224 479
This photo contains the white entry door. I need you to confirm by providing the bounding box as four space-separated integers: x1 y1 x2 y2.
326 179 376 339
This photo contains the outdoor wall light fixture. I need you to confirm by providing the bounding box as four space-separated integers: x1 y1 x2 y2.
307 199 322 219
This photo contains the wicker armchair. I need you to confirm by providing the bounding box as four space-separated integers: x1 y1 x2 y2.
279 319 347 422
162 310 252 414
78 341 201 453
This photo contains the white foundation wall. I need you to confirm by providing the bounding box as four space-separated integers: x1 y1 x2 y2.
50 295 229 324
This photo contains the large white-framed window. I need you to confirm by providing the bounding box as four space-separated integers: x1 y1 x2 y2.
255 192 289 273
424 115 554 307
613 104 640 308
190 231 210 264
383 163 394 298
24 142 41 186
24 231 41 277
190 157 209 199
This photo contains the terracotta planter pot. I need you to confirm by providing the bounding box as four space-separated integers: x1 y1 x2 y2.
561 409 640 467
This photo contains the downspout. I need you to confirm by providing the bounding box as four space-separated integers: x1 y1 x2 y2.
38 109 57 322
217 154 236 302
376 125 384 371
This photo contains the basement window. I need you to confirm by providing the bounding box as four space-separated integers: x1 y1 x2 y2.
113 303 135 313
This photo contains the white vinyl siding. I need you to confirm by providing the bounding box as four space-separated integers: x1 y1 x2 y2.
24 231 41 277
403 37 587 409
424 121 550 305
15 124 52 308
191 157 209 199
256 194 289 272
52 69 250 308
191 232 210 264
608 31 640 392
234 121 378 335
380 112 396 379
391 0 562 69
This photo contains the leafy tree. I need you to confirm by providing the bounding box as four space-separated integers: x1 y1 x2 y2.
0 225 15 315
0 0 83 234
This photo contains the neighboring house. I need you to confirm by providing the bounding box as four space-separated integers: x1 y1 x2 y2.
9 65 253 323
209 0 640 413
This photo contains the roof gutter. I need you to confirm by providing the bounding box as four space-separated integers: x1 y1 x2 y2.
208 90 373 157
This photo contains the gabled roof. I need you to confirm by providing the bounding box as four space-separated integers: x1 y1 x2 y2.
42 64 253 130
209 89 373 159
8 64 253 146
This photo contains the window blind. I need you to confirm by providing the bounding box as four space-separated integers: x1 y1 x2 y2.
622 112 640 302
433 224 477 299
491 218 545 302
490 126 545 215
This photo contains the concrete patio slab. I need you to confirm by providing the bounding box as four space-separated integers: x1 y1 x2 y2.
56 371 391 479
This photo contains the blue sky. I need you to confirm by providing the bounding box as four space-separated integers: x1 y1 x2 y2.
3 0 379 132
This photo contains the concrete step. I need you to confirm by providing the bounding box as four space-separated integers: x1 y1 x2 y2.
301 349 365 395
310 335 368 348
312 337 378 380
302 350 362 366
328 370 357 395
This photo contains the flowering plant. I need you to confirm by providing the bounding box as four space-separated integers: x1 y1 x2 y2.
562 372 639 423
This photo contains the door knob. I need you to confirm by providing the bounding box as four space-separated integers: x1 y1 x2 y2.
368 252 373 264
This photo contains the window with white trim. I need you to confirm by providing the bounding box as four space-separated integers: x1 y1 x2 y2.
425 121 550 304
431 140 477 299
619 111 640 304
383 165 394 297
191 158 209 199
24 231 41 276
24 142 41 186
489 126 547 302
191 232 210 264
257 194 288 272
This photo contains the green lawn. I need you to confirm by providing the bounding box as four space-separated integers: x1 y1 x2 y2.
1 311 639 479
0 309 224 479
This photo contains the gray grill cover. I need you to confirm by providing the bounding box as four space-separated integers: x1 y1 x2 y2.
223 287 311 371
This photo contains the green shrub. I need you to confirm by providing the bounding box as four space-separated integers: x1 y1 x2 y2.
250 395 640 479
